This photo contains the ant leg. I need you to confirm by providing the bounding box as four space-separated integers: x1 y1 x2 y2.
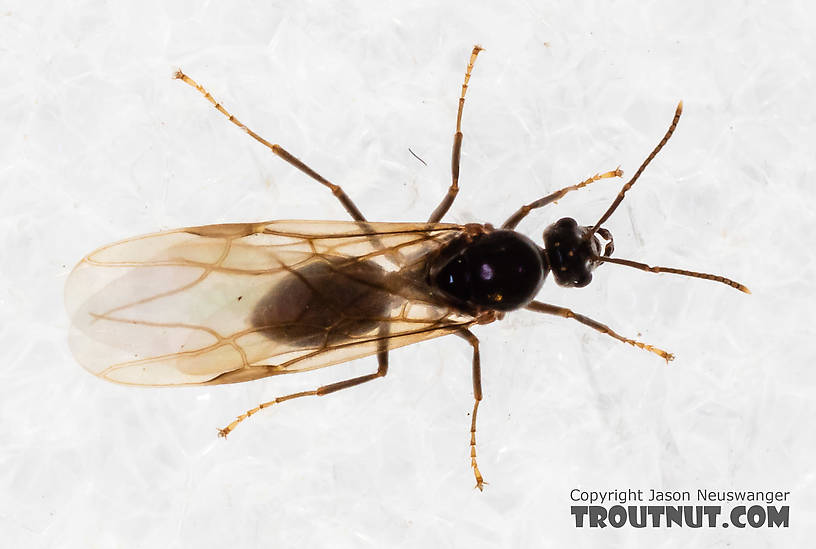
501 169 623 230
526 300 674 363
175 70 366 222
218 330 390 438
456 329 486 491
428 46 483 223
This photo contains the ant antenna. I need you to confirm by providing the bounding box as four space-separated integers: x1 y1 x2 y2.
585 102 750 294
585 102 683 240
595 255 751 293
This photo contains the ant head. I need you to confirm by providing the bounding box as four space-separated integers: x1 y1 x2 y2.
542 217 613 288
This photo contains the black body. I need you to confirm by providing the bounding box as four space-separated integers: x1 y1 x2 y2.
253 220 609 345
429 229 547 312
428 221 605 314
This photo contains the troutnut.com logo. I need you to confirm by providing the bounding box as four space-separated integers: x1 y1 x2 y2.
570 489 790 528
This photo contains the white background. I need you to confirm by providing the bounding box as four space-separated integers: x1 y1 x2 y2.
2 1 814 547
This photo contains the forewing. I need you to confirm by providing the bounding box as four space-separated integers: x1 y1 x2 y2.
65 220 472 386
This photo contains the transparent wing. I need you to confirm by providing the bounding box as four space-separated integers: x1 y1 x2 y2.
65 220 474 386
